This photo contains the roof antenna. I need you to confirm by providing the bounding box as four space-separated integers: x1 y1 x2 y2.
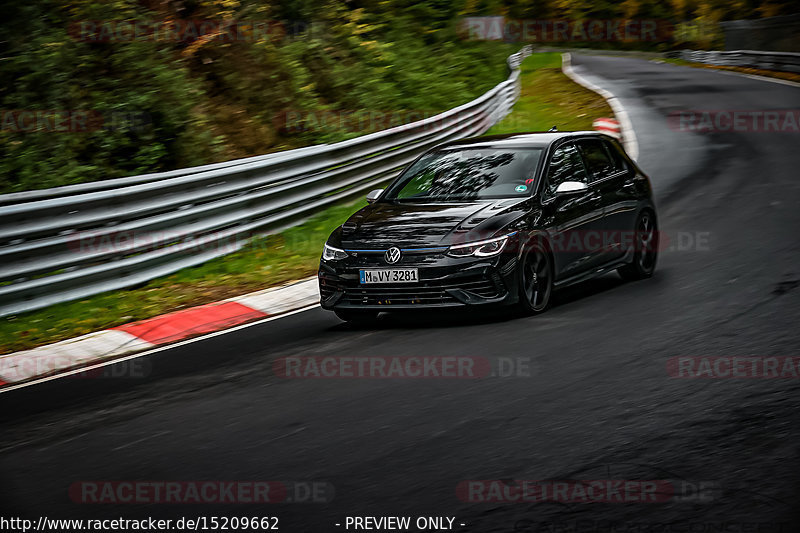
548 125 558 132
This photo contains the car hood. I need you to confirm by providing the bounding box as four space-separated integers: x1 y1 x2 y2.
337 198 530 249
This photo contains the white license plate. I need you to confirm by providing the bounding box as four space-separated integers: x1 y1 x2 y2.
359 268 418 284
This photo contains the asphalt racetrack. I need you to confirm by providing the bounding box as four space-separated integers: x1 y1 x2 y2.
2 55 799 532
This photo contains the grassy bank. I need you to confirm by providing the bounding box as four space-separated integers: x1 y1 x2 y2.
486 53 612 134
0 52 613 354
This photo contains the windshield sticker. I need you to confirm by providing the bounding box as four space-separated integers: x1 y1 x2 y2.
515 185 527 192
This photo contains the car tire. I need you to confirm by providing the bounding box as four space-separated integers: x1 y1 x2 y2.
618 210 658 281
518 244 554 314
334 309 379 323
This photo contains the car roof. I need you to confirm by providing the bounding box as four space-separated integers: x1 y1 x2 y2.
437 131 607 150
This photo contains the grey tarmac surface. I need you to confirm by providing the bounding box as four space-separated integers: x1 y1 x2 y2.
1 55 799 532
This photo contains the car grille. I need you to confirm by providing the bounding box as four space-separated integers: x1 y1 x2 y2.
343 276 500 306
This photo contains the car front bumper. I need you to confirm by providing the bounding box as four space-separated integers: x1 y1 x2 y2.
318 250 520 310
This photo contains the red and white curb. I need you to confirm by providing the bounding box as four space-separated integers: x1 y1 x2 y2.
592 117 621 139
561 53 639 161
0 278 319 389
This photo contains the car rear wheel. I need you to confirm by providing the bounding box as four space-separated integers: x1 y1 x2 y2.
334 309 379 323
518 246 553 314
618 210 658 281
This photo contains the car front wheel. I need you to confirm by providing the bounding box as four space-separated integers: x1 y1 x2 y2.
518 246 553 314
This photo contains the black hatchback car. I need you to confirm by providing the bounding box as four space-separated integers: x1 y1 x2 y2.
318 131 657 322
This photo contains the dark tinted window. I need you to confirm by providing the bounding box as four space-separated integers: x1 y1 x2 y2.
603 139 630 172
577 139 615 180
385 147 543 201
545 143 588 194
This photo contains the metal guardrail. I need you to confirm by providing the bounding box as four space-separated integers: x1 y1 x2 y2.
677 49 800 74
0 45 532 317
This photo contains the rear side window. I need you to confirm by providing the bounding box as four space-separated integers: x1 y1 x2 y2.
603 139 631 173
577 139 615 181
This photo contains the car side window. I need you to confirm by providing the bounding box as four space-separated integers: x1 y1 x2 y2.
545 143 588 195
577 139 615 181
602 139 630 173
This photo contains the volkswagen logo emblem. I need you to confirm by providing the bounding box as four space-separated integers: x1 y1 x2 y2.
385 246 401 264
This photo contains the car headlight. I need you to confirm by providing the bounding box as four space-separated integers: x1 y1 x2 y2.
322 243 348 261
447 234 512 258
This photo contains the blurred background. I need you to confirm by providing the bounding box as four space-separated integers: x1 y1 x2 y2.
2 0 797 194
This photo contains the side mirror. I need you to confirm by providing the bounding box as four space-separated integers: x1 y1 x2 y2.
366 189 384 203
555 181 588 195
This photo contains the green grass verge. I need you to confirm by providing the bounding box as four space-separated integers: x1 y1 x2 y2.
0 52 613 355
0 199 365 354
485 52 613 134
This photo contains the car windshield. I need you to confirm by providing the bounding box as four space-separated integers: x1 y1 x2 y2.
384 147 543 201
